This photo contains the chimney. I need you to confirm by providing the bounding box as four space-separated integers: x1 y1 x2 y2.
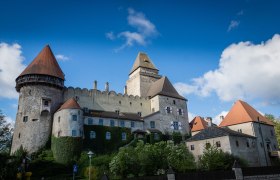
94 80 97 90
105 82 109 91
124 85 127 94
220 115 224 122
206 117 212 127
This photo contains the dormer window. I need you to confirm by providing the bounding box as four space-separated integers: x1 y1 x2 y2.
144 59 149 63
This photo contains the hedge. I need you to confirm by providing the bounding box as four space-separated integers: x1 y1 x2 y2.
51 136 82 165
83 125 133 154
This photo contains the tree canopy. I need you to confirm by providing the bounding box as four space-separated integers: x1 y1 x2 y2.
265 113 280 148
0 110 13 153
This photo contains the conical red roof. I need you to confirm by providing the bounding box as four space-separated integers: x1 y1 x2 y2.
57 98 81 112
219 100 274 127
18 45 65 80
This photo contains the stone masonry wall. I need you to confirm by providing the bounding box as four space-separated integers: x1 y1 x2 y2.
11 85 63 154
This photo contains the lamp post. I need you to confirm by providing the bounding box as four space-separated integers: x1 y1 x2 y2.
87 151 94 180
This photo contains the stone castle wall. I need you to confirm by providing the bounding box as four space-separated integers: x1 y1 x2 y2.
63 87 151 116
11 85 63 154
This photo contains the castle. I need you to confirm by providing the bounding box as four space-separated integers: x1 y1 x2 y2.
11 45 190 154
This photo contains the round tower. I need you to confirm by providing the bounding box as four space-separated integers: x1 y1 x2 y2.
11 45 65 154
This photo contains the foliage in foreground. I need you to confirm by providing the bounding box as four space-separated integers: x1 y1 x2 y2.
0 110 13 153
109 141 196 178
198 145 247 170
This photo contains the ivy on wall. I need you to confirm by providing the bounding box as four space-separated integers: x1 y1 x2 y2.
83 125 133 154
51 136 82 165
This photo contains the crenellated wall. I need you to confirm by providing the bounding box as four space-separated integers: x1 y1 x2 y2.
63 87 151 116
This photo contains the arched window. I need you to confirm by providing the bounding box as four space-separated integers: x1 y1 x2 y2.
90 131 96 139
106 132 111 140
121 132 127 141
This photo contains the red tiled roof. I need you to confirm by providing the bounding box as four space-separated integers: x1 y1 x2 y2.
189 116 208 132
18 45 65 80
219 100 274 127
57 98 81 112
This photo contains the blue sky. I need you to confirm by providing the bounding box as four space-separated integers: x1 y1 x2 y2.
1 0 280 125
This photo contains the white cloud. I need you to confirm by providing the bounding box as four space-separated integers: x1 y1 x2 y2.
175 34 280 105
4 116 15 129
55 54 69 61
213 111 228 125
0 43 25 99
107 8 158 51
174 82 198 97
227 20 240 32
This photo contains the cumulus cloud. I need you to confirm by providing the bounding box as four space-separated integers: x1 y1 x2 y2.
227 20 240 32
213 111 228 125
106 8 158 51
174 34 280 105
0 43 25 99
55 54 69 61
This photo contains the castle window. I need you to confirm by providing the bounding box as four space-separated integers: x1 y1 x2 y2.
140 103 142 106
122 132 127 141
99 119 103 126
18 133 21 139
165 107 171 114
173 100 176 105
58 116 60 123
190 145 194 150
206 142 211 149
236 140 239 147
178 109 183 116
44 100 49 106
150 121 155 128
72 115 77 121
130 102 132 106
154 133 159 140
23 116 28 122
120 121 125 127
106 132 111 140
246 141 250 148
119 101 121 105
110 120 115 127
237 129 242 133
173 121 179 130
72 130 77 137
115 110 120 114
131 121 135 128
90 131 96 139
88 118 93 125
32 119 38 122
138 112 142 117
216 141 221 147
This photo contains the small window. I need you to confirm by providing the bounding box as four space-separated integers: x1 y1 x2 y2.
166 107 171 113
154 133 159 140
106 132 111 140
18 133 21 139
72 115 77 121
246 141 250 148
121 132 126 141
88 118 93 125
216 141 221 147
90 131 96 139
44 100 49 106
58 116 60 123
270 130 274 136
174 121 179 130
115 110 120 114
236 140 239 147
206 142 211 149
58 131 61 137
99 119 103 126
130 102 132 106
150 121 155 128
173 100 176 105
138 112 142 117
120 121 125 127
140 103 142 106
119 101 121 105
178 109 183 116
72 130 77 137
131 121 135 128
110 120 115 127
23 116 28 122
32 119 38 122
191 145 195 150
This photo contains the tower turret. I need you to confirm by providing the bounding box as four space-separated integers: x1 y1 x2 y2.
11 45 65 154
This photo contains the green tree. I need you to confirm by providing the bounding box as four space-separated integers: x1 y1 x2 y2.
0 110 13 153
265 113 280 148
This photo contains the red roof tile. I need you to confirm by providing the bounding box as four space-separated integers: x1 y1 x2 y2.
18 45 65 80
57 98 81 112
219 100 274 127
189 116 208 132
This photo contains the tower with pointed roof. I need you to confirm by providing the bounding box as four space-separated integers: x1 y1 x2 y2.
11 45 65 154
126 52 162 97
